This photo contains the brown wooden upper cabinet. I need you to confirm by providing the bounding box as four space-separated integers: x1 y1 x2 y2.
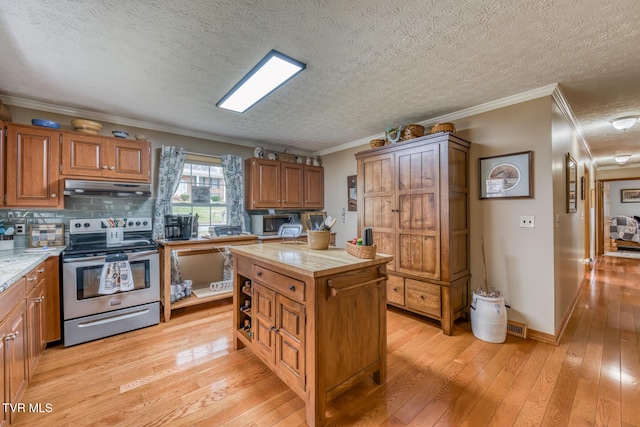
61 132 151 182
303 165 324 208
5 124 63 208
245 158 324 210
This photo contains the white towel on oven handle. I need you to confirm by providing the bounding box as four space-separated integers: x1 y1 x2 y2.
98 255 135 295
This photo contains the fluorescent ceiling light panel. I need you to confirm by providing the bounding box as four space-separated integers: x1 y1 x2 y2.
217 50 306 113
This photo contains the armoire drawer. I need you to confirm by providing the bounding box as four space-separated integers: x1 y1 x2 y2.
387 275 405 305
405 279 441 317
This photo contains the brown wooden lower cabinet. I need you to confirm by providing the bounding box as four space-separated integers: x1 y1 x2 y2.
1 256 59 425
43 257 61 343
1 278 28 425
231 243 393 427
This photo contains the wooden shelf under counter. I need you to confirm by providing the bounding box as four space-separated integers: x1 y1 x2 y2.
157 234 258 321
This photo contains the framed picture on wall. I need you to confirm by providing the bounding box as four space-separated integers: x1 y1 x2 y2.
347 175 357 211
478 151 533 199
621 188 640 203
566 153 577 213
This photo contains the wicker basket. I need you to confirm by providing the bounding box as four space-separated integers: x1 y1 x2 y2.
345 241 377 259
401 124 425 141
430 122 456 134
279 152 296 163
370 139 385 148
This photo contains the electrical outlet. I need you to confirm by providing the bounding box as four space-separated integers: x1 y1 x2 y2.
15 224 25 235
520 216 535 228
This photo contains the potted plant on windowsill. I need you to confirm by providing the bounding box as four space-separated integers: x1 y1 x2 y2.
470 235 508 343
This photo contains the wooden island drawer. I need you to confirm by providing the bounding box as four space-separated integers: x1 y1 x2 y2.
253 264 306 303
405 279 441 317
387 275 405 305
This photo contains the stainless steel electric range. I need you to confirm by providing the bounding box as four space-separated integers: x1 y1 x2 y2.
61 217 160 347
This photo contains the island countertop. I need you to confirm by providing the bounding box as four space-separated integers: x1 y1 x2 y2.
229 242 393 278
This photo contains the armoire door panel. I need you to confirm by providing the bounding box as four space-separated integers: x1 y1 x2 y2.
363 196 393 229
450 232 469 275
398 193 438 232
449 146 469 189
364 160 392 193
397 234 439 278
397 149 437 191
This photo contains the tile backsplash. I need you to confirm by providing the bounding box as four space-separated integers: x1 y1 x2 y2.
0 197 155 247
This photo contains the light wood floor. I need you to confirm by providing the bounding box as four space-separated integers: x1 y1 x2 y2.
13 255 640 426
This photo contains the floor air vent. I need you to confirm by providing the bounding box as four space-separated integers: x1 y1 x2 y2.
507 320 528 339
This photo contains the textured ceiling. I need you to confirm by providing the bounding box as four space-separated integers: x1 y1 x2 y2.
1 0 639 167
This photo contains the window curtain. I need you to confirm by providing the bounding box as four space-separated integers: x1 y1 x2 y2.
152 145 186 285
220 154 246 282
222 154 246 231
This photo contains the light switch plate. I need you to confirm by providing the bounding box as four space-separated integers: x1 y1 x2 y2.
520 216 535 228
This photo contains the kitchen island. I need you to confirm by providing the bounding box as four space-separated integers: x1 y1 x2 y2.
230 243 393 427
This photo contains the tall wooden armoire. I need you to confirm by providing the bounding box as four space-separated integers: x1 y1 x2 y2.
355 132 471 335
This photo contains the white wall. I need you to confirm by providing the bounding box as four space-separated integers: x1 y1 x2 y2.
550 101 590 336
609 179 640 218
321 145 364 247
455 97 557 335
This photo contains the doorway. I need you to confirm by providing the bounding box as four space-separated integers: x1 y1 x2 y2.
596 177 640 256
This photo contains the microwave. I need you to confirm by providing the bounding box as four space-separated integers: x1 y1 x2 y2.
250 214 291 235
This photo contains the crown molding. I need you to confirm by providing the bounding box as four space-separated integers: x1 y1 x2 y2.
1 94 290 151
317 84 560 156
551 85 594 162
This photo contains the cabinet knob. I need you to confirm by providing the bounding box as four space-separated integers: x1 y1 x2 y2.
36 296 45 303
289 285 295 292
393 287 398 292
420 295 425 300
270 326 279 333
37 268 45 273
28 276 37 282
51 193 57 198
6 331 18 340
103 165 109 169
110 166 115 170
256 271 262 277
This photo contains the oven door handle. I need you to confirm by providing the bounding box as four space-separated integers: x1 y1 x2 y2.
63 249 158 263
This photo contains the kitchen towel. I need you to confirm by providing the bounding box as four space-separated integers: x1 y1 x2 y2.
99 254 135 294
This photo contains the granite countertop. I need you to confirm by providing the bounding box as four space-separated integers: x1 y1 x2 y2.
229 243 393 278
0 247 65 294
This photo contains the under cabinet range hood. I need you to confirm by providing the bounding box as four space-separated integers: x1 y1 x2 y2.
63 180 152 197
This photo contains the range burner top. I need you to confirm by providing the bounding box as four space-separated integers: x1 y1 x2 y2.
63 217 157 257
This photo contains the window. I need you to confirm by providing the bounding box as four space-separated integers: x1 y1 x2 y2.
172 154 228 235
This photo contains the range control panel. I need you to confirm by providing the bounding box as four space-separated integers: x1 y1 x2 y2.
69 217 152 234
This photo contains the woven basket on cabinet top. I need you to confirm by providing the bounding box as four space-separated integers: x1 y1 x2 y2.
370 139 385 148
345 242 377 259
430 122 455 134
401 124 425 141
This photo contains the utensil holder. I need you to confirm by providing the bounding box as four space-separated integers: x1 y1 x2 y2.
307 231 330 250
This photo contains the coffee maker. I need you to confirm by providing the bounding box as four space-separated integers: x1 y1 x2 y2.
164 214 193 240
